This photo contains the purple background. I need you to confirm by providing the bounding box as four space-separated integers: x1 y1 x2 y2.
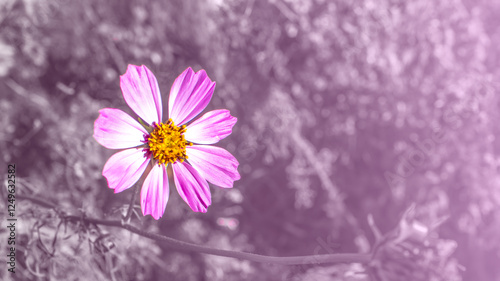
1 0 500 280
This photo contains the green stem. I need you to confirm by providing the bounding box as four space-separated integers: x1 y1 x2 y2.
138 117 153 133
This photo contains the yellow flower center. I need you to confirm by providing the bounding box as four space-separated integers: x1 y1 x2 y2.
147 119 192 165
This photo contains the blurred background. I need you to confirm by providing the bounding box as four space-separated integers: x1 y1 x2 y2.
1 0 500 280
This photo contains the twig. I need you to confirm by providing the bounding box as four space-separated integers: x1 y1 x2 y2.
123 183 139 224
18 194 371 266
18 194 57 209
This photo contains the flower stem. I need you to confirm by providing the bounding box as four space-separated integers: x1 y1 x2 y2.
18 194 370 265
123 183 139 223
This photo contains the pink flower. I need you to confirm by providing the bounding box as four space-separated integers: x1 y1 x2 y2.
94 65 240 219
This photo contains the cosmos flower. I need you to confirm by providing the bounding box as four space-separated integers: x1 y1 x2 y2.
93 65 240 219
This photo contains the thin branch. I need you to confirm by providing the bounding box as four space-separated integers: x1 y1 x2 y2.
18 194 371 266
123 183 139 223
18 194 57 209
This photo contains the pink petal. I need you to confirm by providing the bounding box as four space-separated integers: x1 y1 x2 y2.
168 67 215 125
120 65 163 125
172 161 211 212
184 110 237 144
141 164 169 220
93 108 147 149
186 145 240 188
103 148 150 193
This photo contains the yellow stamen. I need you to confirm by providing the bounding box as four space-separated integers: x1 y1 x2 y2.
147 119 192 165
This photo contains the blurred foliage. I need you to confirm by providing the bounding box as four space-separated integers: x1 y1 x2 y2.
1 0 500 280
